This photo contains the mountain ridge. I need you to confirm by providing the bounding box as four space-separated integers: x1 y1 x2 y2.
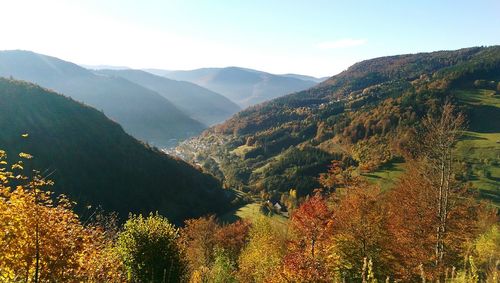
96 69 241 126
0 50 205 147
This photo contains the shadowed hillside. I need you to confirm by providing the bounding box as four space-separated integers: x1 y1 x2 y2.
0 78 232 224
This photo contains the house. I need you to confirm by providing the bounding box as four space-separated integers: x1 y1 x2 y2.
273 202 282 212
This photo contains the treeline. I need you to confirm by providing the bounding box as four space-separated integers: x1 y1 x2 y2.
1 103 498 282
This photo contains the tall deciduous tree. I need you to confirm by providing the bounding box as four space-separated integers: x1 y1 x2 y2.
384 166 440 280
384 101 496 280
282 194 333 282
179 215 218 276
420 102 465 270
214 220 251 262
329 186 387 280
238 217 287 283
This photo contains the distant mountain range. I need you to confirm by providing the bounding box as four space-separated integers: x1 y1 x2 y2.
95 69 241 126
280 73 328 83
145 67 320 108
82 64 131 70
0 78 232 223
0 50 205 147
0 50 322 146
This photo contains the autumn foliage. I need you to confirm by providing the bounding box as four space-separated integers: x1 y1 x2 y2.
179 215 251 282
1 100 498 283
0 149 125 282
282 194 332 282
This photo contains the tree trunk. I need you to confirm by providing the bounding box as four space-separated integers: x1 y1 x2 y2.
34 189 40 283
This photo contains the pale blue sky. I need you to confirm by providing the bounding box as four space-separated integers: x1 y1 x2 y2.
1 0 499 77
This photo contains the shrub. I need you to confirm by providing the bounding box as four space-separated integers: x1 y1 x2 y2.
117 213 186 282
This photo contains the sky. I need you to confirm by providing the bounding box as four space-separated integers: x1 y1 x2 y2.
1 0 499 77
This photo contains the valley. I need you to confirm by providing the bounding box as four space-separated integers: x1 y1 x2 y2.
0 8 499 279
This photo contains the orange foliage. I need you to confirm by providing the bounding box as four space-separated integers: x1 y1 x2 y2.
318 160 361 190
215 220 251 261
180 215 251 279
384 166 495 281
283 194 333 282
329 186 387 278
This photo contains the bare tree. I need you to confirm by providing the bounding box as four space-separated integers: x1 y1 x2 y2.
420 101 465 269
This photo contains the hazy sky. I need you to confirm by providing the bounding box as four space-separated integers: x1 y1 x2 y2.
1 0 499 77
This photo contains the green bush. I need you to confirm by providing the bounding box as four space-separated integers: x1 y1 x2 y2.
208 249 237 283
117 213 186 282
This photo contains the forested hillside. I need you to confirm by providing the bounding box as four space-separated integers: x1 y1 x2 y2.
0 50 205 147
96 69 241 126
176 46 500 204
0 78 232 223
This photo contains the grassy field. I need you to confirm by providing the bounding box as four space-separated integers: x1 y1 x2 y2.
455 131 500 204
219 201 289 230
231 144 256 157
362 161 406 191
455 89 500 205
455 89 500 108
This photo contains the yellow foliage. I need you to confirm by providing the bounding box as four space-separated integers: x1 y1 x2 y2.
0 149 125 282
18 152 33 159
473 225 500 266
237 216 287 282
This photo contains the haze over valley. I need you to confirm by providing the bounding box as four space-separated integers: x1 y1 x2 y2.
146 67 320 108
